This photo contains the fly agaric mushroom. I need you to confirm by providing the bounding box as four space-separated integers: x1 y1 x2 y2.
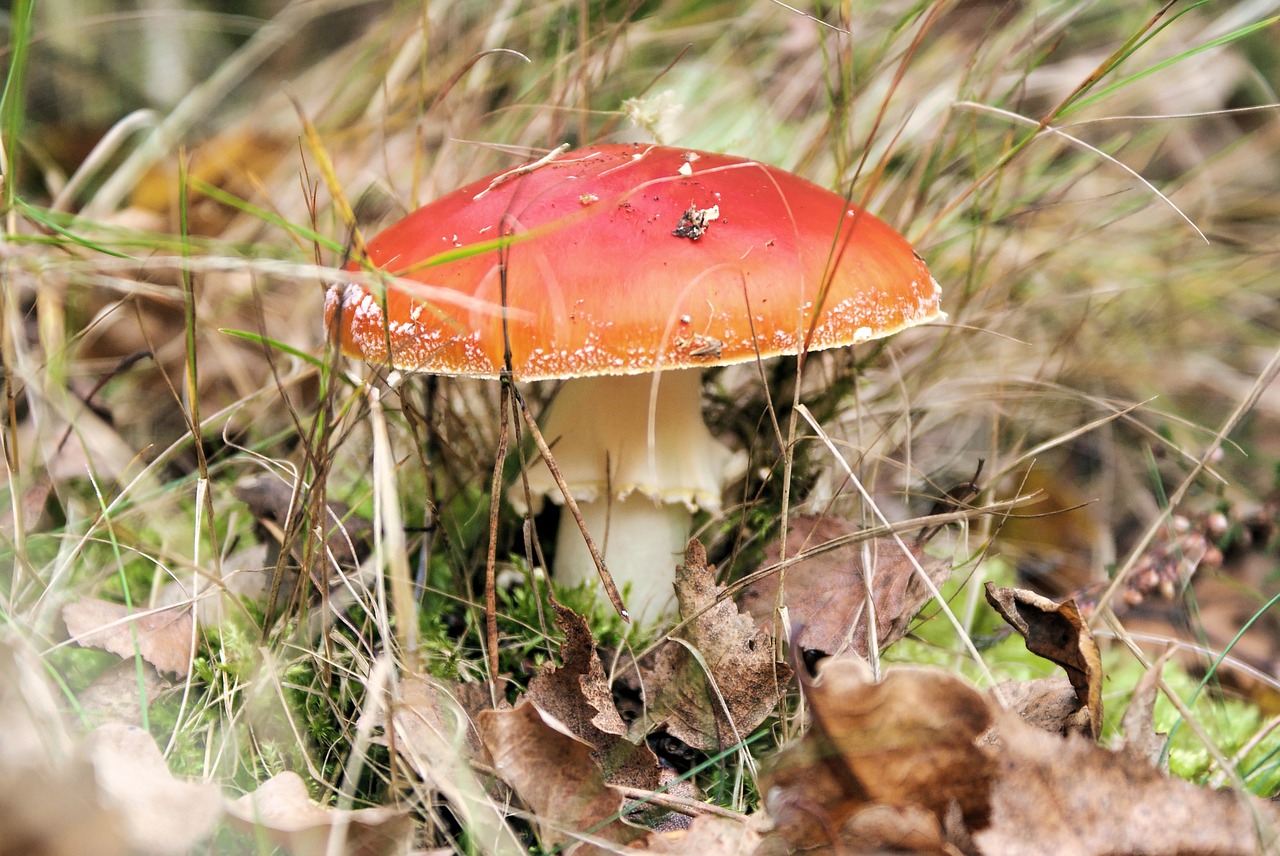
325 143 941 625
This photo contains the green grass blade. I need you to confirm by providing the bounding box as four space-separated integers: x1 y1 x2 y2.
187 177 345 253
18 201 141 260
1 0 34 215
1063 12 1280 117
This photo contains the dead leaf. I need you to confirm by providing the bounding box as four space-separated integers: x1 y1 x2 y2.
381 675 524 856
805 659 993 827
977 710 1280 856
759 658 1280 855
636 540 790 751
0 636 128 856
634 814 763 854
0 470 54 534
84 723 222 856
478 703 645 852
984 583 1102 738
763 658 995 850
1 639 220 856
225 771 411 856
384 673 485 762
742 515 951 657
526 603 662 789
528 602 628 738
989 676 1086 736
758 732 851 850
0 767 125 856
835 803 960 855
75 659 167 727
1117 648 1176 769
63 598 194 677
234 474 372 585
758 800 958 856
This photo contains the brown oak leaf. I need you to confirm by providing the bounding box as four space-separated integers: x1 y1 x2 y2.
378 675 523 855
635 540 790 751
990 676 1085 736
526 602 662 789
742 514 951 657
84 724 222 856
478 703 645 852
978 710 1280 856
762 658 995 851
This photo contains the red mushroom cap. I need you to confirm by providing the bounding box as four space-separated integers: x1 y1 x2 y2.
325 143 941 381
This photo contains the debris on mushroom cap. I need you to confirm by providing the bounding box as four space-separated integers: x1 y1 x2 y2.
671 205 720 241
325 143 942 382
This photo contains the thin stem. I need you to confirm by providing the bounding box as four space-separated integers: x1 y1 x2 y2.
512 386 629 622
485 380 512 686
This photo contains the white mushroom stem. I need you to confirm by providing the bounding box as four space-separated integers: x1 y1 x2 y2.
551 495 692 623
518 370 733 625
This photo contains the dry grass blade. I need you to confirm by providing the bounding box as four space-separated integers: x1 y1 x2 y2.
796 404 996 688
368 386 417 661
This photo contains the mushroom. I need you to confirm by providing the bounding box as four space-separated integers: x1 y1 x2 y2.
325 143 942 625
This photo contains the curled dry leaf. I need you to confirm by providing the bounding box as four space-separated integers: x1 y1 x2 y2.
989 676 1084 736
528 602 627 738
978 710 1280 856
225 771 411 856
636 540 791 751
759 660 1280 855
63 598 194 677
762 657 994 852
526 603 662 789
741 514 951 657
478 702 645 852
984 583 1102 739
